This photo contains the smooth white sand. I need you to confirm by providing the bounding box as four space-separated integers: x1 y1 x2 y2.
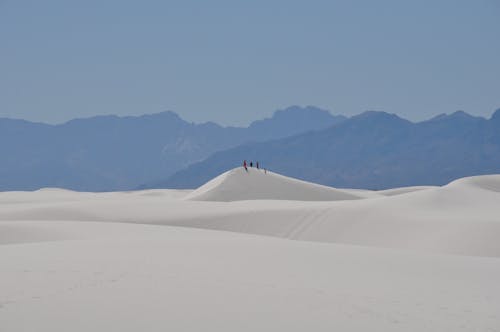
1 168 500 331
185 167 361 201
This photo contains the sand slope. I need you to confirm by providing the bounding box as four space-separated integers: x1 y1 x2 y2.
185 167 362 201
1 221 500 332
1 169 499 256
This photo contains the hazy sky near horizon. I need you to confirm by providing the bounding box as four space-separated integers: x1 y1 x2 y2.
1 0 499 125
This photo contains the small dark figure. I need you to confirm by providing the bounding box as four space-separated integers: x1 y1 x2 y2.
250 161 253 168
256 162 259 169
243 160 247 171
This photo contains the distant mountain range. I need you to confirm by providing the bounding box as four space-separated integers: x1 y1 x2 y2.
151 109 500 190
0 106 344 191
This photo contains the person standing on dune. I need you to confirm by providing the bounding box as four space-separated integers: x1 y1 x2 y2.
243 160 248 171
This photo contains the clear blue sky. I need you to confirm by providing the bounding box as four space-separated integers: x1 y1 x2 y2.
1 0 499 125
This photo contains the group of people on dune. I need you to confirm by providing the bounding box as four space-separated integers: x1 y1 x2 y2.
243 160 266 173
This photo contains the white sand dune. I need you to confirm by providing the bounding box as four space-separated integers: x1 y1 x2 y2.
446 174 500 192
185 167 362 201
2 221 500 332
376 185 437 196
1 168 500 331
1 168 499 256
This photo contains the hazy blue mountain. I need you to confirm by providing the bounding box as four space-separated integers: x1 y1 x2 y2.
247 105 345 140
158 109 500 190
0 106 344 191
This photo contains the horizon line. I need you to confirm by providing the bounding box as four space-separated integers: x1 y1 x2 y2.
1 105 499 127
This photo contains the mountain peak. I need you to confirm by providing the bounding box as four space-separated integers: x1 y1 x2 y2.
424 110 484 124
62 111 186 126
247 105 346 140
427 113 448 121
491 108 500 122
64 114 120 126
351 111 411 125
136 111 185 122
448 110 478 120
272 105 332 117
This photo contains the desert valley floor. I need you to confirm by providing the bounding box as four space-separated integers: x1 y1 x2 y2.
1 168 500 331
